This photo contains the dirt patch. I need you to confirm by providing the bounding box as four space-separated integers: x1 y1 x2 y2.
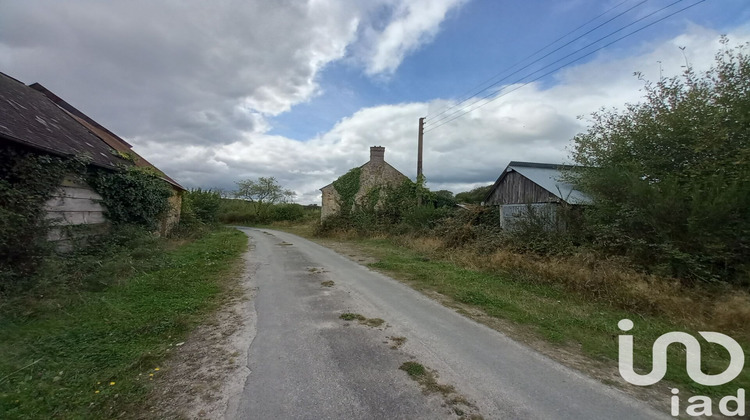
142 250 257 419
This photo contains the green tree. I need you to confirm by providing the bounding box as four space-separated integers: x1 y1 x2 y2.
184 188 222 224
455 184 493 204
433 190 457 208
570 39 750 284
234 177 295 217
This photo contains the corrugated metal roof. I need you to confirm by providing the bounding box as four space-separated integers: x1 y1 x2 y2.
0 72 127 169
486 161 592 205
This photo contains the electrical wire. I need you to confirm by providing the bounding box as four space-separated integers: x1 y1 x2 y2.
424 0 706 134
425 0 686 129
424 0 644 125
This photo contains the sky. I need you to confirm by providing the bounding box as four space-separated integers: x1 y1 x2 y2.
1 0 749 204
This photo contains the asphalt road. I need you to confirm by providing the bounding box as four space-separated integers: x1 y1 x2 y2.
227 228 667 419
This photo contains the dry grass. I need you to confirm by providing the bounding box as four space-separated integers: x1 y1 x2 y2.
397 234 750 342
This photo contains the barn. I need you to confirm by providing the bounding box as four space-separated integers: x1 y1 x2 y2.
483 161 591 229
0 72 184 250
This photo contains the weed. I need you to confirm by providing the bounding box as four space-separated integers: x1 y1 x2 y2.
321 281 335 287
399 361 425 378
389 336 407 349
340 313 366 321
362 318 385 327
399 361 480 417
339 313 385 328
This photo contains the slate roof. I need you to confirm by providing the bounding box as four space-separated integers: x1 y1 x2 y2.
485 161 592 205
0 72 126 169
29 83 184 190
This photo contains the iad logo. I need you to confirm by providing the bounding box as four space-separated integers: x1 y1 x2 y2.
617 319 746 417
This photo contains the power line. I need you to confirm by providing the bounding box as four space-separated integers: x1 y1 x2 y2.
425 0 686 129
424 0 644 124
424 0 706 134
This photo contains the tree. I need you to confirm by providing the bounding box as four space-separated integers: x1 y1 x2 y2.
455 184 493 204
433 190 457 208
570 39 750 284
234 177 295 217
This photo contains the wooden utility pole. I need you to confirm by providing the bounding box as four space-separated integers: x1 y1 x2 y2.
417 117 424 180
417 117 425 206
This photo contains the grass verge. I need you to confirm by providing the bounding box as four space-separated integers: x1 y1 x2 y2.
0 228 247 419
317 234 749 399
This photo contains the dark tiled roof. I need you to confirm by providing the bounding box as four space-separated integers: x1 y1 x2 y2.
0 72 127 169
30 83 184 190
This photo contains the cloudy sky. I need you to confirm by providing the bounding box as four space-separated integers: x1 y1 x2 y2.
2 0 749 203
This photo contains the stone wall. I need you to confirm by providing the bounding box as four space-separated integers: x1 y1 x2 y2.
320 148 408 220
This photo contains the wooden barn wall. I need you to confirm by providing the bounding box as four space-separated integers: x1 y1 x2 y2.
45 175 107 250
487 171 556 205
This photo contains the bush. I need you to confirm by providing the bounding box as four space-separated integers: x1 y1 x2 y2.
185 188 222 224
272 203 305 222
571 40 750 284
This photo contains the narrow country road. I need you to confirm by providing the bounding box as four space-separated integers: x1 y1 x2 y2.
226 228 667 420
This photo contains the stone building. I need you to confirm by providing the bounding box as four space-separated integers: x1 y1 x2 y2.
320 146 408 219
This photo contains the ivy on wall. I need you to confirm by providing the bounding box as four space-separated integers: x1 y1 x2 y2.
0 145 84 290
89 166 173 230
332 167 361 215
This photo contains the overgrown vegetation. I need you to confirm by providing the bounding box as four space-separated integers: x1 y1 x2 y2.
0 227 247 419
0 145 79 293
0 144 180 293
571 38 750 285
454 184 493 204
358 237 749 397
218 199 317 225
90 166 174 230
216 176 318 225
319 175 450 236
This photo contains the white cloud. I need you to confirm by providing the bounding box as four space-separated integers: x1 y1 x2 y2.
360 0 467 75
0 0 462 145
1 2 747 205
135 25 750 204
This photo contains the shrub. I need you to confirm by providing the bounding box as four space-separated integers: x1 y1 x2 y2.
90 166 173 230
571 40 750 284
0 146 80 292
272 203 305 222
185 188 222 224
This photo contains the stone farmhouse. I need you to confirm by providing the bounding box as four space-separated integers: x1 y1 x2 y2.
320 146 408 219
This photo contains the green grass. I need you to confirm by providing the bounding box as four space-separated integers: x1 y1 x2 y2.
339 313 366 321
358 238 749 398
399 361 426 378
0 228 247 419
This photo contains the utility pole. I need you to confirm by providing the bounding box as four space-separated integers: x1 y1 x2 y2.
417 117 425 206
417 117 424 180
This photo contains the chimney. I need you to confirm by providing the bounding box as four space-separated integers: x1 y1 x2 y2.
370 146 385 163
